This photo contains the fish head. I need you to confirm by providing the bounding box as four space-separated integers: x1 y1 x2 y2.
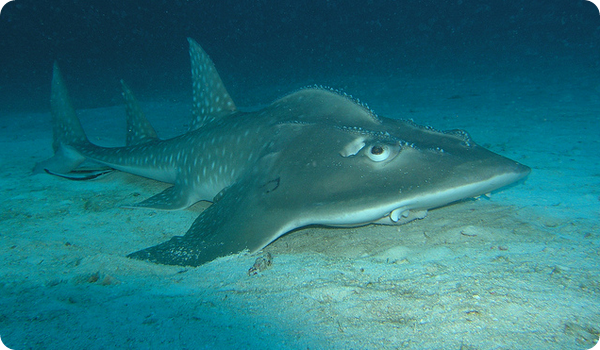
268 92 531 227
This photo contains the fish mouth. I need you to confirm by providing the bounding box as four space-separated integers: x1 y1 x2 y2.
372 207 429 226
318 163 530 229
389 207 428 222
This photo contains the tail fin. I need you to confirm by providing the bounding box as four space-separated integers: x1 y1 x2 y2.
33 62 90 174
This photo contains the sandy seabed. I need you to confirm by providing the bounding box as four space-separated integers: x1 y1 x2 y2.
0 71 599 349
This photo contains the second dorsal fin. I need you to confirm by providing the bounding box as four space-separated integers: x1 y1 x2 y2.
188 38 237 130
120 80 159 146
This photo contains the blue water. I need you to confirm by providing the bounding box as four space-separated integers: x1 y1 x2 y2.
2 0 598 112
0 1 599 349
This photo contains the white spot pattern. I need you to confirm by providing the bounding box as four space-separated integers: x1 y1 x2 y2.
188 38 237 131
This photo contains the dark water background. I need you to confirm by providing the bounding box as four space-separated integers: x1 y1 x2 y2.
1 0 599 112
0 2 599 349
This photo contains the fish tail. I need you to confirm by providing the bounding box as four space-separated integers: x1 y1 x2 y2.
33 62 90 174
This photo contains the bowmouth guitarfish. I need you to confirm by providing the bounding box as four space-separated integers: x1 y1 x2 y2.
35 38 531 266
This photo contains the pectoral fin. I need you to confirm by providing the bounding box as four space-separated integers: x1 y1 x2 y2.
127 175 298 266
125 185 200 211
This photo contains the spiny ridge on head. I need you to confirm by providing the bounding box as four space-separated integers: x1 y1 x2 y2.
299 85 378 118
187 38 237 131
297 85 381 124
400 119 473 147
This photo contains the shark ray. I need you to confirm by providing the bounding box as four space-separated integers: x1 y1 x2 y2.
35 38 531 266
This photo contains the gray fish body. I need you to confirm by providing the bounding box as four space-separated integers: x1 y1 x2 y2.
36 38 530 266
76 113 273 207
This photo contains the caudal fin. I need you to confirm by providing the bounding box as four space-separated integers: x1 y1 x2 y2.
33 62 90 174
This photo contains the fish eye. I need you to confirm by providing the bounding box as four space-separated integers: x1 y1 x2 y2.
366 144 391 162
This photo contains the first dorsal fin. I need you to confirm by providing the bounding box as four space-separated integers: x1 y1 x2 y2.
120 80 159 146
187 38 237 130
